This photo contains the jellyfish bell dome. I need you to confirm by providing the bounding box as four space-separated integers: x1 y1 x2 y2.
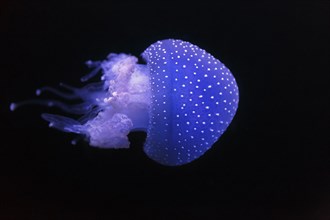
143 40 239 165
10 39 239 166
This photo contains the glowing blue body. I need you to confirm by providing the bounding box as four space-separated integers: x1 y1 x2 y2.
143 40 239 165
11 39 239 166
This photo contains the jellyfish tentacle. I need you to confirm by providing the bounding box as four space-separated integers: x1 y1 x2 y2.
10 99 94 114
36 86 78 100
71 135 83 145
77 107 100 124
59 82 107 105
81 61 102 82
41 113 84 134
10 103 18 111
85 60 102 68
79 82 105 93
59 82 105 100
44 100 94 114
59 82 79 91
36 82 107 103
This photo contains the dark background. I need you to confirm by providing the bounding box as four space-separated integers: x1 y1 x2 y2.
1 0 329 219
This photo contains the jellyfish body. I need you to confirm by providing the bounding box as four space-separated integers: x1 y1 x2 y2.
10 39 239 166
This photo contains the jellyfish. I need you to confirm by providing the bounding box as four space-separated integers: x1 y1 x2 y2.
10 39 239 166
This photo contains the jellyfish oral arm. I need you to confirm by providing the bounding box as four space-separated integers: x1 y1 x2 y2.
99 54 152 131
11 53 152 149
83 55 152 148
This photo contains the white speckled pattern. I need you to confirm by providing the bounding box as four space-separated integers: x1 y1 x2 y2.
142 39 239 166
